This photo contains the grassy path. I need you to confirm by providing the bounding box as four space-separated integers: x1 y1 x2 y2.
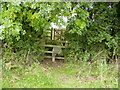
2 60 118 88
41 64 79 88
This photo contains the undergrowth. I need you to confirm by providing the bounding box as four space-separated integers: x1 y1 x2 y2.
2 54 118 88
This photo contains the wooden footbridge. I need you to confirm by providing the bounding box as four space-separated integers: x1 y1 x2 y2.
40 28 68 62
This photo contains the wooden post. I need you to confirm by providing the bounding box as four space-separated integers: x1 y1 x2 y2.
51 28 55 40
43 28 68 62
52 47 56 62
52 55 55 62
51 28 55 62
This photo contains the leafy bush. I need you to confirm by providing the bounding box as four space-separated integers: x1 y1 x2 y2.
1 2 70 62
1 2 120 63
65 2 120 63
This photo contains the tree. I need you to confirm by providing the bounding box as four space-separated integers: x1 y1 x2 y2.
1 2 119 62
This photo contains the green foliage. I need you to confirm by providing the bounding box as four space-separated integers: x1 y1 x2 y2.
1 2 119 88
65 2 120 62
1 2 120 63
1 2 71 60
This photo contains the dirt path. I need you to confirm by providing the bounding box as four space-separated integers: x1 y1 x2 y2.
40 60 83 88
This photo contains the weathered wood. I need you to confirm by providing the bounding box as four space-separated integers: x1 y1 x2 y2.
54 29 66 31
44 51 53 53
41 45 66 48
54 29 61 40
44 56 65 59
52 56 55 62
40 28 68 62
45 39 69 43
51 28 55 40
44 51 63 54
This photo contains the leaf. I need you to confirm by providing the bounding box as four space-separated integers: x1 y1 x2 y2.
75 19 81 26
75 19 86 29
66 2 72 8
71 10 76 13
16 36 20 41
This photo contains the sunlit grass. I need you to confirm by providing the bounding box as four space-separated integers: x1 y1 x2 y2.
2 61 118 88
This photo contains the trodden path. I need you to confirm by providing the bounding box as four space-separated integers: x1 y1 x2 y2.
40 60 98 88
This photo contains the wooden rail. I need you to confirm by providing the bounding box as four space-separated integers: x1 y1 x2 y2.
46 40 69 43
44 51 53 53
40 28 67 62
44 56 64 59
40 45 66 48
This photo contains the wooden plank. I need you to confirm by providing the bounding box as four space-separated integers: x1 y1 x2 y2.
44 51 53 53
54 29 66 31
43 51 64 55
52 29 54 40
41 45 66 48
44 56 65 59
52 56 55 62
46 40 69 43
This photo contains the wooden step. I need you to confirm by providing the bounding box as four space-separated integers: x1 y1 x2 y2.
43 51 64 56
46 40 69 43
40 45 66 48
44 56 64 59
44 51 53 53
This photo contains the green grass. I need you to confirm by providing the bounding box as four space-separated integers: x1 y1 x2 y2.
2 63 60 88
2 61 118 88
